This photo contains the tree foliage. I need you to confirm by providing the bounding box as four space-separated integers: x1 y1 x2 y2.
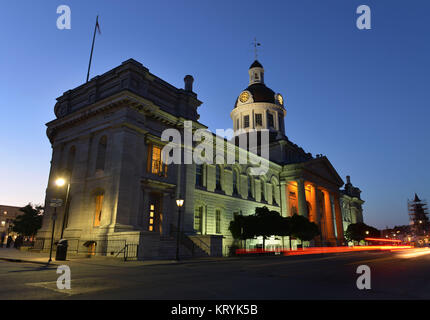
344 222 380 242
228 206 320 248
11 204 43 237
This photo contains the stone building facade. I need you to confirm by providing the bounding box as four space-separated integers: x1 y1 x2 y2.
339 176 365 232
37 58 364 259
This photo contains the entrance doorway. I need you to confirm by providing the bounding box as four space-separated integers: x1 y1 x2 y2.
148 193 163 234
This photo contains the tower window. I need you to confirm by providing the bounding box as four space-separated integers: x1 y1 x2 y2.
244 115 250 128
255 114 262 126
236 119 239 130
267 113 274 128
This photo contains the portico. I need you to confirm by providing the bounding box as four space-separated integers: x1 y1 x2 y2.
280 156 345 246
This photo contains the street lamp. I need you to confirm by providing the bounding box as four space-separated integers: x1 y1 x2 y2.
48 178 67 263
175 199 184 261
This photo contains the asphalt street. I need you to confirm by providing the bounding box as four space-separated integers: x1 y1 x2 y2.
0 249 429 300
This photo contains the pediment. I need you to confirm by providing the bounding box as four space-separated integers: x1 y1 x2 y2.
302 157 344 187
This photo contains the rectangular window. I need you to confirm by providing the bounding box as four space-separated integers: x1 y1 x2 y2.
194 207 203 233
244 115 250 128
196 164 203 187
148 144 167 177
215 210 221 234
267 113 274 128
94 194 103 227
236 119 239 130
255 113 262 126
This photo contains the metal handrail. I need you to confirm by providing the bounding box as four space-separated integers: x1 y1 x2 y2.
170 224 211 255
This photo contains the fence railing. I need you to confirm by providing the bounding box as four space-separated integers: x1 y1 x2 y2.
170 224 211 256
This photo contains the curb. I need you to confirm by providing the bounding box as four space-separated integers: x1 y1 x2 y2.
0 257 58 266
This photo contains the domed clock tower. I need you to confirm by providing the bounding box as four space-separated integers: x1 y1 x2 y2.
231 60 286 139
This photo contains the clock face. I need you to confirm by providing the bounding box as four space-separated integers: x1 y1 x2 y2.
277 94 283 105
239 91 250 103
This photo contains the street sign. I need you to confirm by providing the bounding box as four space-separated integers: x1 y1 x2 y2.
49 199 63 207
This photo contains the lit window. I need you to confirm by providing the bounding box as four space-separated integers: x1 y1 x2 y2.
1 221 5 226
94 194 103 227
149 204 155 231
148 145 167 176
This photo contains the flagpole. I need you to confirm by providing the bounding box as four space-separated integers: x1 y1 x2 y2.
86 16 99 83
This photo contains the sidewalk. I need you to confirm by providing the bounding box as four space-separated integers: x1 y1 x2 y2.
0 247 234 267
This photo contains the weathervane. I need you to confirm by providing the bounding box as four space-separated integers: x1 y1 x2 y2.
252 37 261 60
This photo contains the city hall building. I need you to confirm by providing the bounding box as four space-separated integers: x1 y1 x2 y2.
36 58 364 259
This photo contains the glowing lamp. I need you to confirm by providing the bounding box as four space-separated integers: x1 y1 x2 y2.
55 178 66 187
176 199 184 207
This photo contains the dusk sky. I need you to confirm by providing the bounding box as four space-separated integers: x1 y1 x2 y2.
1 0 429 229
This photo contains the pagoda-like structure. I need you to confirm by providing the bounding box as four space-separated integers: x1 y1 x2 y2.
408 194 430 241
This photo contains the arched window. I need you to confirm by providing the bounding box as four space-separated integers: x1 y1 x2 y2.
96 136 107 171
260 180 265 202
248 176 253 199
94 192 104 227
272 184 277 205
232 170 238 195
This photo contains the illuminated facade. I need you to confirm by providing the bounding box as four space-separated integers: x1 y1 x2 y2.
36 58 364 259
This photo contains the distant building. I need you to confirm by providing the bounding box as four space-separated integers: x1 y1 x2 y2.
0 205 22 236
340 176 364 232
36 58 365 259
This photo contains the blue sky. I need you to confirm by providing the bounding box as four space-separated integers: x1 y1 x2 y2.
1 0 429 229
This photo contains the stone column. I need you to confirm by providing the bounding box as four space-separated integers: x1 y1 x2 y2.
311 184 321 224
322 189 336 243
334 193 344 243
285 183 291 216
297 179 308 218
280 181 288 217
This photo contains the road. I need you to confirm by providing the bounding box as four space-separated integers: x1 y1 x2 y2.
0 249 430 299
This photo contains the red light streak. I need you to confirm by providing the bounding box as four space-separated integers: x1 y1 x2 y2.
235 245 414 256
364 237 402 243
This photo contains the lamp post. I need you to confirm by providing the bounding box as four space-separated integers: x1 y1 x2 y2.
175 199 184 261
48 178 66 263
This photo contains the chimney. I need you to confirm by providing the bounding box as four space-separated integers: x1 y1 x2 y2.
346 175 351 184
184 75 194 92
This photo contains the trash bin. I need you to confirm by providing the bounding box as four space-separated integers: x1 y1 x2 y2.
55 239 68 261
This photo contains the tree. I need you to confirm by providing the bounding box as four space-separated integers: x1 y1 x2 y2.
254 206 283 250
11 204 43 237
344 222 379 243
289 214 320 245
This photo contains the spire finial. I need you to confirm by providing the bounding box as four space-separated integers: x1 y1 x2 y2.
252 38 261 61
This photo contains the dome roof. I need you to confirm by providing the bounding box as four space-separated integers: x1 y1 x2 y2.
235 83 275 108
249 60 263 69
